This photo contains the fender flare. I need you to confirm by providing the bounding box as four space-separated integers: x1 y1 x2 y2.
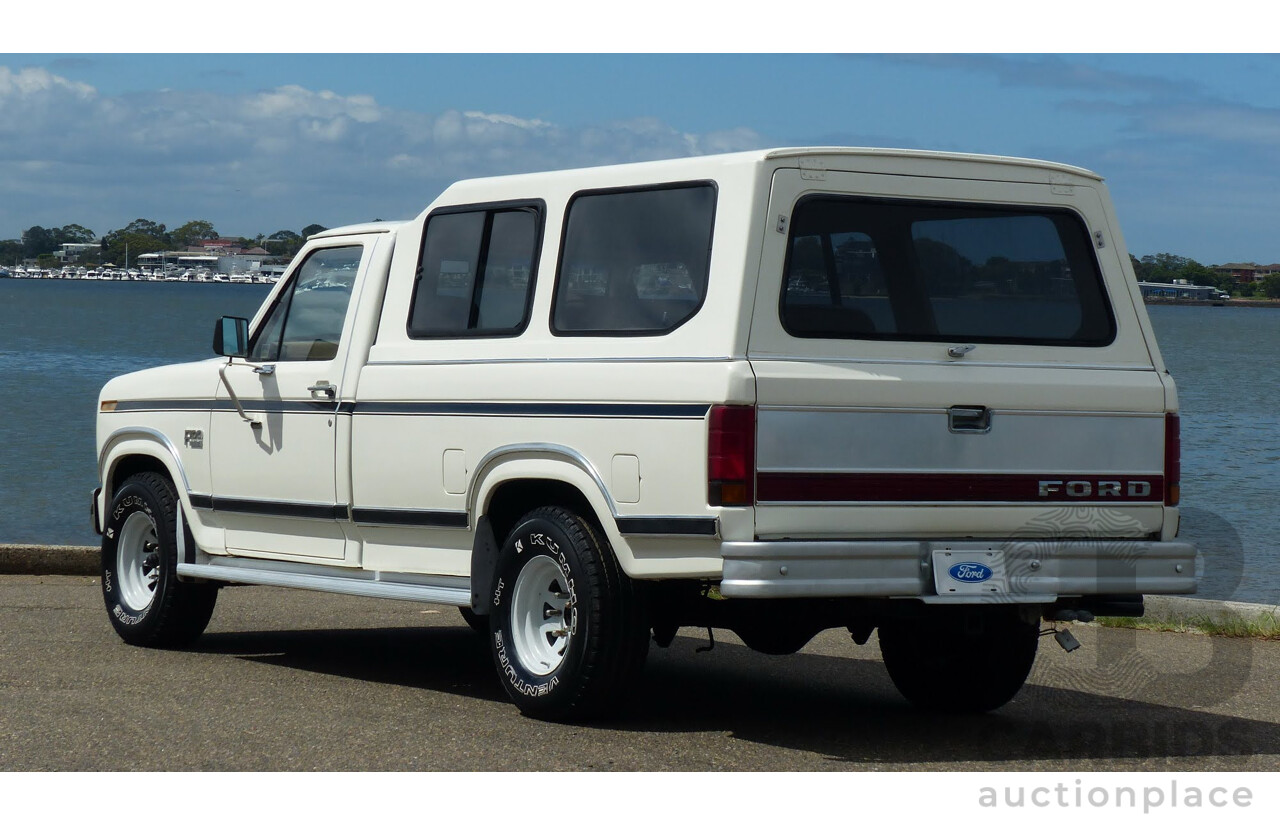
97 427 199 536
466 443 633 612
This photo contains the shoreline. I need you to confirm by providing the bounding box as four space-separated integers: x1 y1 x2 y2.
1145 297 1280 308
8 276 1276 307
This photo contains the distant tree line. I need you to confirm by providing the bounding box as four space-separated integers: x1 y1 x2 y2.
1129 252 1280 299
4 224 1278 299
0 219 331 268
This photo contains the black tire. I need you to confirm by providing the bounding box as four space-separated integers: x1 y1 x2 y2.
101 471 217 648
458 606 487 632
878 608 1039 713
489 505 648 721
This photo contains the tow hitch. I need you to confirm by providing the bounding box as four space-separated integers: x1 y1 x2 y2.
1042 607 1095 652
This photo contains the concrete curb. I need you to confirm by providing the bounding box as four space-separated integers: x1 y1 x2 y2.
1144 595 1280 624
0 544 98 576
2 544 1277 624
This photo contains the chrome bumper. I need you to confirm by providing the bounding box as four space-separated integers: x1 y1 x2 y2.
720 539 1197 601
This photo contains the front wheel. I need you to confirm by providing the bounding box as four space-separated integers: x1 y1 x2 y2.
101 471 217 647
489 506 648 720
458 606 487 633
878 608 1039 713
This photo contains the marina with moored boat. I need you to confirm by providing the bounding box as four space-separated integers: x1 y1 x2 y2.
0 263 279 284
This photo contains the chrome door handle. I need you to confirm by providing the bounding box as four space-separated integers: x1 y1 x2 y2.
308 382 337 399
253 364 276 375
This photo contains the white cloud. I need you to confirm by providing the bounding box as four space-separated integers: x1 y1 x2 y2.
245 84 381 125
1143 104 1280 145
462 111 552 130
0 66 95 100
0 66 764 239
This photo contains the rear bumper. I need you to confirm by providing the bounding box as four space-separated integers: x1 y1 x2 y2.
720 538 1197 601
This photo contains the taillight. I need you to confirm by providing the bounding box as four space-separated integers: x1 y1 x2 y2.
708 405 755 506
1164 412 1181 506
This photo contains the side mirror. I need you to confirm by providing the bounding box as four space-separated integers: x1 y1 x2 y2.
213 316 250 358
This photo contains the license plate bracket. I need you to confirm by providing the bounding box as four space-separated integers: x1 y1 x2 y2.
931 544 1006 596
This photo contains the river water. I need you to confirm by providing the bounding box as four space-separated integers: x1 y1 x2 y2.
0 280 1275 604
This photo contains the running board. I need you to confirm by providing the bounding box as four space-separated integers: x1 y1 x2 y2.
176 560 472 606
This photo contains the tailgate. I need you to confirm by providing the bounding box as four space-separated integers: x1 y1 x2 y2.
750 360 1168 540
747 166 1172 542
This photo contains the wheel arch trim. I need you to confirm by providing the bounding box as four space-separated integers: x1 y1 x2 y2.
467 442 620 521
466 443 638 575
97 427 194 532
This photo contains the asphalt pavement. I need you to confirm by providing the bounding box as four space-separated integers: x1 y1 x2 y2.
1 574 1278 771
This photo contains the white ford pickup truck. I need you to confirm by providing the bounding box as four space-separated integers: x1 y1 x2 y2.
94 147 1195 719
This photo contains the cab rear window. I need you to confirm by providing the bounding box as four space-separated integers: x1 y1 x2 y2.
780 196 1116 346
408 202 542 338
552 182 716 336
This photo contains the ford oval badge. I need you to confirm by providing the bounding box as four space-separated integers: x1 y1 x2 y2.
948 562 994 583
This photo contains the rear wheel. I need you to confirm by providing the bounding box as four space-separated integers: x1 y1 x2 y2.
488 505 648 720
878 608 1039 713
101 471 217 647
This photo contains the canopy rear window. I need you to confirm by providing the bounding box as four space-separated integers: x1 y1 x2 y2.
780 196 1116 346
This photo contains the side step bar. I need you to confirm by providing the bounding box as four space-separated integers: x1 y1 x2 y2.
176 559 472 606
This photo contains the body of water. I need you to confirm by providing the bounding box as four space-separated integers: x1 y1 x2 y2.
1147 305 1279 605
0 279 271 549
1 281 1275 604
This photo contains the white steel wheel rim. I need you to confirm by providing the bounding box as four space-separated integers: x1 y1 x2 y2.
510 554 573 676
116 511 161 612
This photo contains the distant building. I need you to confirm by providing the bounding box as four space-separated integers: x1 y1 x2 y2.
215 253 271 274
188 238 267 257
177 239 277 273
178 255 221 270
1213 262 1265 284
54 243 101 262
1138 281 1227 300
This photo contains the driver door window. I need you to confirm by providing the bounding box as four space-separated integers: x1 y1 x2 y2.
251 245 361 362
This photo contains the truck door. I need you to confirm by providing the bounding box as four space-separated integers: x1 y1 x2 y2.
208 241 372 561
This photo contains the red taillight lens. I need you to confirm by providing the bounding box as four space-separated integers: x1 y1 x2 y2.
708 405 756 506
1165 412 1181 506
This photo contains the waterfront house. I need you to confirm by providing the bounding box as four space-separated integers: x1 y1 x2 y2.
1212 262 1274 284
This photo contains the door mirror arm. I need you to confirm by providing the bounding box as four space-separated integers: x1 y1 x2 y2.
213 316 260 426
218 362 261 428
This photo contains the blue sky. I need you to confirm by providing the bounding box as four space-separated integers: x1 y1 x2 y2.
3 33 1279 265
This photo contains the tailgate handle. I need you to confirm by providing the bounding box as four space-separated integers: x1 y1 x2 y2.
948 405 991 434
